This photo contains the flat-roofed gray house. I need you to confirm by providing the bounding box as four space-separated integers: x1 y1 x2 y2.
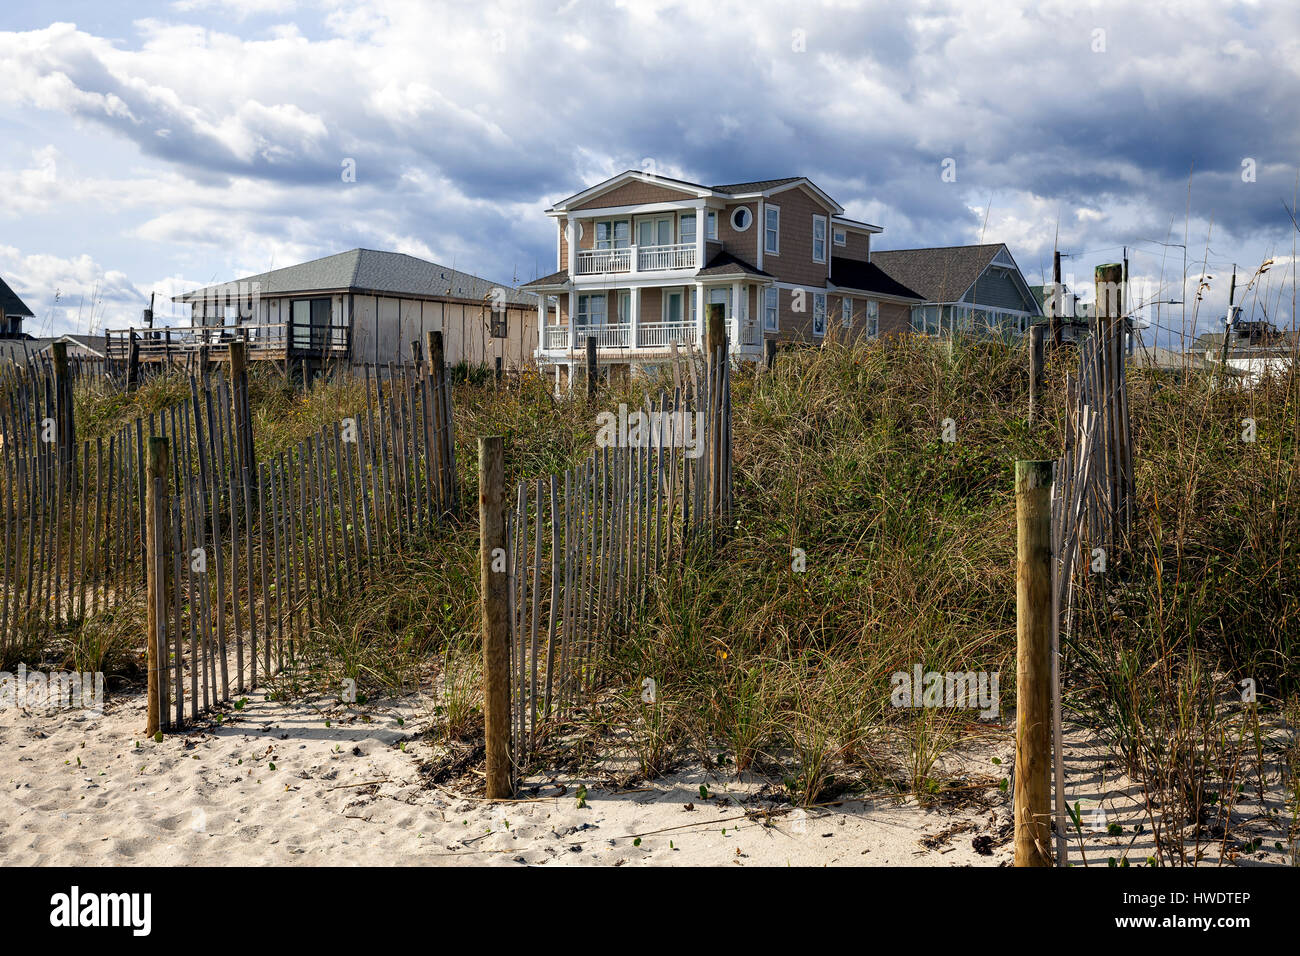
872 243 1042 338
167 248 537 372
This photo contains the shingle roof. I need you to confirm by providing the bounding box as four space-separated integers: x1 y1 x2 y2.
520 269 570 289
830 257 924 300
871 244 1005 303
696 250 772 278
1 275 34 317
57 333 107 356
710 177 803 194
176 249 533 306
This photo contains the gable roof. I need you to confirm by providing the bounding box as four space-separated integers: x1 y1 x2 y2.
175 249 533 306
830 257 924 300
870 244 1006 303
548 170 845 215
709 177 803 194
0 275 34 318
56 333 108 356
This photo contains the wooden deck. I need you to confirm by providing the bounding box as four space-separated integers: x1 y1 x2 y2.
104 322 349 365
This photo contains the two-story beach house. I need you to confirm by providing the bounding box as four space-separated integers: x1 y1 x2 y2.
521 170 923 383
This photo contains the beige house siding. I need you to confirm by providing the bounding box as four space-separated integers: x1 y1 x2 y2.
718 201 759 263
760 186 834 288
347 293 536 369
572 179 699 210
838 229 870 261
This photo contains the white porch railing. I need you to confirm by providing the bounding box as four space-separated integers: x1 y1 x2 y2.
638 321 695 349
637 243 697 272
572 243 698 276
575 323 632 349
573 248 632 275
543 325 569 350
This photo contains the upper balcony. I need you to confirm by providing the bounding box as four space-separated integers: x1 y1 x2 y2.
573 242 698 276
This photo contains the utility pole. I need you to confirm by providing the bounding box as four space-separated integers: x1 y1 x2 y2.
1050 250 1062 349
1219 264 1238 371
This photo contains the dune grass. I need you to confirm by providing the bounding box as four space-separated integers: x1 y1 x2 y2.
49 338 1300 837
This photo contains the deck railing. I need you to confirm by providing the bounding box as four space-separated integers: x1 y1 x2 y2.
637 321 695 348
573 243 698 276
575 323 632 349
638 243 696 272
104 321 350 361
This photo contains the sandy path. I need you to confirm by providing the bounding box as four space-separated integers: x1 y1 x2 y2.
0 687 1017 866
3 685 1286 866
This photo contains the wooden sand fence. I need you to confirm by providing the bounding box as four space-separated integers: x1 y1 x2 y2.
1016 264 1136 867
481 317 732 789
1 334 459 734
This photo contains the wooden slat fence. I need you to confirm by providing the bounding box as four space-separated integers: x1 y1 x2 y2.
501 336 732 767
1 350 458 732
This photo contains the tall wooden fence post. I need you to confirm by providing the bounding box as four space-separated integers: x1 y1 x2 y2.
1094 263 1127 550
427 330 455 515
229 339 256 497
145 436 171 736
706 304 726 525
127 331 140 391
1028 324 1045 425
1014 459 1054 867
51 341 75 488
479 436 512 798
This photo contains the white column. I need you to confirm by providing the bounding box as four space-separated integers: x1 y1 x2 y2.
631 286 641 350
537 293 546 354
695 199 707 269
695 283 706 348
731 280 742 346
568 291 577 351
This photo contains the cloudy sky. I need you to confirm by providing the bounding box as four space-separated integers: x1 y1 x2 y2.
2 0 1298 345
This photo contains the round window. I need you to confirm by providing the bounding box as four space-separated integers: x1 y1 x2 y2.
730 206 752 231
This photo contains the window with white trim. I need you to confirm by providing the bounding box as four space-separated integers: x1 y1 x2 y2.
706 211 718 239
577 293 606 327
679 213 696 247
866 300 879 338
594 219 629 249
764 287 778 332
764 205 780 255
833 228 847 247
841 295 852 328
812 292 826 336
912 305 940 336
730 206 752 232
813 215 827 264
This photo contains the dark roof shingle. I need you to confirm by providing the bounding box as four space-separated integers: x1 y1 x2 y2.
696 250 772 278
520 269 569 289
176 249 533 306
830 258 923 300
870 244 1005 303
1 275 34 317
709 177 803 194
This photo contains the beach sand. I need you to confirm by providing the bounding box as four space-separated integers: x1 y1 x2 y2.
0 686 1287 866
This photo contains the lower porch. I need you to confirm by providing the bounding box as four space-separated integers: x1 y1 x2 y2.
533 281 766 362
